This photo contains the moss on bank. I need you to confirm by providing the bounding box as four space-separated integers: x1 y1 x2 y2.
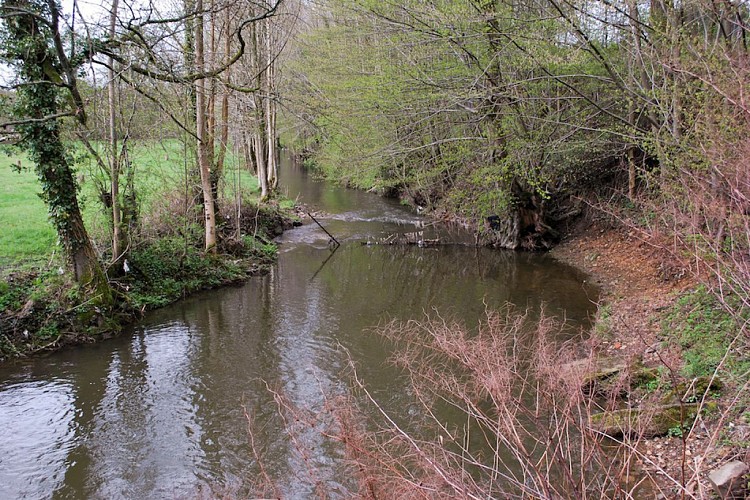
663 285 750 381
0 203 295 362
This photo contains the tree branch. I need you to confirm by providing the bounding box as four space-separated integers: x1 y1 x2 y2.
92 1 283 84
0 111 75 127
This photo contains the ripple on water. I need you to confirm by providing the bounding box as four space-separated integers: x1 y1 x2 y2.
0 379 77 499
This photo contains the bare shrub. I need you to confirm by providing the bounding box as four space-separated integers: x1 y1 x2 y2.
341 306 644 499
581 49 750 496
138 188 202 241
249 306 708 499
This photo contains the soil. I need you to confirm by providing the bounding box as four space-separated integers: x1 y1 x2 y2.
551 218 694 363
551 217 748 499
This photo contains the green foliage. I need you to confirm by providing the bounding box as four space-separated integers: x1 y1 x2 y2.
124 238 246 309
644 377 662 394
284 0 626 221
241 235 277 261
593 303 613 339
628 364 662 393
667 424 686 438
663 286 750 380
35 321 60 341
0 268 85 359
0 277 30 312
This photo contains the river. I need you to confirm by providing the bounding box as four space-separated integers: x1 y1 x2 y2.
0 157 597 498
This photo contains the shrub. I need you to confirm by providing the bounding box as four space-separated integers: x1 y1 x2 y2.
250 306 705 498
124 238 246 309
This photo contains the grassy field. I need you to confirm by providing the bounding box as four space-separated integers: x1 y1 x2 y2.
0 140 261 270
0 150 57 269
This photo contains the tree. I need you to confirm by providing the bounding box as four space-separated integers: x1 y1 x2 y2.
106 0 129 271
194 0 218 251
284 0 644 248
89 0 284 249
0 0 112 303
237 1 285 201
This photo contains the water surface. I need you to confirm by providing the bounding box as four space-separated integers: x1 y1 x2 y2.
0 157 597 498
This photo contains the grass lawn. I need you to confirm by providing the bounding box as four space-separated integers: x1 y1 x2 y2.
1 139 261 271
0 150 58 269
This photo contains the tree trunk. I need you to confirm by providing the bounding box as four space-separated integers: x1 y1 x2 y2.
207 0 219 207
255 130 269 200
109 0 125 270
264 21 278 190
251 19 270 200
195 0 217 252
243 131 255 173
626 0 640 201
214 5 231 179
34 102 110 295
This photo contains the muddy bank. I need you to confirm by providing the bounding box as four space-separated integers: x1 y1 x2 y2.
550 218 694 362
551 217 749 497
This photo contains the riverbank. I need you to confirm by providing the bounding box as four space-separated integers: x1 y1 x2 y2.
551 216 694 362
0 202 296 362
551 216 749 497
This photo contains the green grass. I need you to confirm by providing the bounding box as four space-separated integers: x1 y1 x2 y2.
1 139 262 269
663 285 750 381
0 150 58 269
76 139 261 238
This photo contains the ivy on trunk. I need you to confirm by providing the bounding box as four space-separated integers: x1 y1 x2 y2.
1 0 112 305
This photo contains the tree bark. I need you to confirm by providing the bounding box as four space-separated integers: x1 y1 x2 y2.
214 4 231 180
195 0 218 252
255 129 269 200
109 0 125 270
250 19 270 200
264 20 278 190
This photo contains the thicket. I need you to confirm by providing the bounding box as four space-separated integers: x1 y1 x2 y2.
283 0 750 254
272 0 750 496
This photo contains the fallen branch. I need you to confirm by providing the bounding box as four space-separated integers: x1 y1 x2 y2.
308 212 340 248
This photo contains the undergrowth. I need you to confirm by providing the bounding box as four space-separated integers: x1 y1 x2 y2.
663 285 750 381
122 238 250 309
0 267 120 359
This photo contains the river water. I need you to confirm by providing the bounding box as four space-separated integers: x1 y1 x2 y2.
0 158 597 498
